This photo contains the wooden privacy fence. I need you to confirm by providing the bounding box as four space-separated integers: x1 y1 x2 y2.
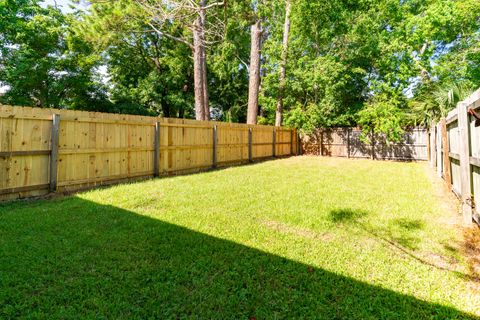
0 105 299 201
302 127 428 161
429 89 480 226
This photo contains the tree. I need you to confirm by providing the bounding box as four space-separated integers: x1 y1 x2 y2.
246 0 281 125
411 83 475 126
135 0 226 121
207 0 251 122
274 0 291 127
246 19 262 124
76 0 196 117
0 0 107 109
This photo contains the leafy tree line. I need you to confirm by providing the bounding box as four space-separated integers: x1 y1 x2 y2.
1 0 479 141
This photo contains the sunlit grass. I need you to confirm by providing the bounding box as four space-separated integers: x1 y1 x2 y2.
1 156 478 318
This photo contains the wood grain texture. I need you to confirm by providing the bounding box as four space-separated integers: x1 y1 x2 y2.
0 105 297 200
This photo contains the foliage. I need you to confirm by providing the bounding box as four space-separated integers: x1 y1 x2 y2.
0 0 108 109
0 0 479 126
357 93 407 144
410 82 475 125
73 0 195 117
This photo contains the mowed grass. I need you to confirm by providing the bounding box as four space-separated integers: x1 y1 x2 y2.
1 156 479 319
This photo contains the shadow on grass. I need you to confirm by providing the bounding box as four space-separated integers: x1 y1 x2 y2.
328 208 370 223
328 208 425 249
327 208 478 283
0 198 476 319
386 218 425 250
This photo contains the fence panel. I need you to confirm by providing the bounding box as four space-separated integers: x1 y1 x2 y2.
251 127 275 159
349 129 372 159
468 92 480 225
217 124 249 165
0 107 52 200
0 105 298 201
324 128 349 157
432 89 480 226
302 127 427 161
275 128 286 156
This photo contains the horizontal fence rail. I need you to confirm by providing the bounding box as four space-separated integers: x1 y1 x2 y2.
301 127 428 161
0 105 298 201
429 89 480 226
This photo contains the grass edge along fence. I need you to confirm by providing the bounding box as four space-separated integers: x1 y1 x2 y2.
429 88 480 227
0 105 299 201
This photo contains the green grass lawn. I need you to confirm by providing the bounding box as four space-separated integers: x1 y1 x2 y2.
1 157 479 319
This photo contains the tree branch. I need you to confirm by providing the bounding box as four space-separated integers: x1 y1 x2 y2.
147 22 193 49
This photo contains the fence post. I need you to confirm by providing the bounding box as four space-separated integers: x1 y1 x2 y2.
272 128 276 157
49 114 60 192
346 128 350 158
427 128 431 163
430 123 438 168
298 130 302 155
248 128 253 162
371 128 375 160
154 121 160 177
436 122 443 177
290 129 293 155
440 118 451 190
296 129 300 156
458 102 473 225
213 125 218 168
320 129 323 156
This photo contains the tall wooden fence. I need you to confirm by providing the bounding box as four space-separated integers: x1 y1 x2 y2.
429 89 480 226
0 105 298 201
302 127 428 161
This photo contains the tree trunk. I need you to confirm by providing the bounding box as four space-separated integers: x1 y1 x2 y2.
202 49 210 120
200 0 210 120
275 0 291 127
193 16 206 120
247 19 262 125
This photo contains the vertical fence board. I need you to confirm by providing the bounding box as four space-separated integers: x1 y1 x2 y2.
430 124 436 167
49 114 60 192
441 118 451 189
248 128 253 162
213 125 218 168
436 123 443 177
458 102 473 225
154 122 160 177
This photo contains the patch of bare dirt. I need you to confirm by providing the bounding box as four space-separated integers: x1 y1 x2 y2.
465 227 480 282
424 164 480 289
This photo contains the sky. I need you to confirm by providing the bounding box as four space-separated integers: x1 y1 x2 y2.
40 0 88 13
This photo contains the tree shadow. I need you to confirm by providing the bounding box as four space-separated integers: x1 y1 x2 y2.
327 208 479 283
328 208 370 223
328 209 424 250
381 218 426 250
0 198 477 319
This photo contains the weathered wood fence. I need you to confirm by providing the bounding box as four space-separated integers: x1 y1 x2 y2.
429 89 480 226
302 127 428 161
0 105 298 201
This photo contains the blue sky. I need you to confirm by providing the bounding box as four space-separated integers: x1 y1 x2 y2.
40 0 88 13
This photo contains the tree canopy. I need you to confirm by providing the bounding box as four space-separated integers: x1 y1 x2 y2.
1 0 479 137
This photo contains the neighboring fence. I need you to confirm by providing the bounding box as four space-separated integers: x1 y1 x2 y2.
0 105 298 201
429 89 480 226
301 127 428 161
